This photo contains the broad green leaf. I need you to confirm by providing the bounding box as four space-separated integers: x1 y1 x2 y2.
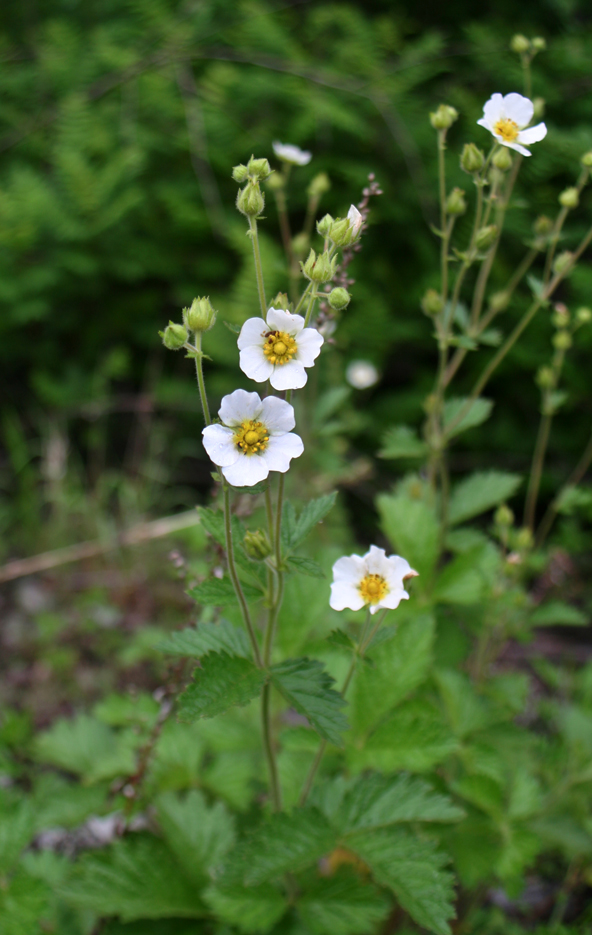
271 657 348 746
495 823 541 880
177 653 266 721
204 882 286 934
286 556 325 577
298 869 390 935
150 720 205 790
556 484 592 514
350 614 435 735
158 620 250 658
224 808 336 886
443 396 493 439
34 714 136 784
348 827 455 935
93 691 160 728
188 577 262 606
0 869 49 935
33 774 108 831
0 801 35 874
282 492 337 551
326 629 356 651
60 834 206 921
452 774 504 820
156 790 235 883
531 601 587 626
337 773 464 833
377 492 439 580
432 551 485 604
448 471 522 526
434 669 499 739
198 506 243 549
378 425 428 459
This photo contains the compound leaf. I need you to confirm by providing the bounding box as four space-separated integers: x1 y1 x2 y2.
158 620 250 659
298 869 390 935
177 653 266 721
271 657 348 747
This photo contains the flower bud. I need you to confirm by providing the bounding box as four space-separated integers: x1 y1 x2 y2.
236 181 265 218
553 251 574 276
551 303 570 328
514 527 533 551
553 330 572 350
536 365 554 389
232 164 249 183
445 187 467 216
185 297 217 333
581 151 592 168
489 290 509 313
510 34 530 53
559 187 579 209
291 232 310 258
576 306 592 324
243 529 272 561
247 156 272 181
492 147 513 171
328 287 351 310
317 214 335 238
461 143 485 174
265 171 285 191
429 104 459 130
160 321 188 350
475 225 498 251
532 36 546 51
421 288 444 317
533 215 553 236
270 292 290 311
307 172 331 199
495 504 514 527
301 249 336 283
533 97 545 120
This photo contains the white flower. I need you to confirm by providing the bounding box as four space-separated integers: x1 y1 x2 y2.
330 545 418 615
202 389 303 487
272 141 312 166
477 93 547 157
238 308 324 391
347 204 364 237
346 360 379 389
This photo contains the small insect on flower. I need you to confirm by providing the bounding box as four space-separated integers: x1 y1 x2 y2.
330 545 418 615
477 93 547 157
202 389 303 487
272 141 312 166
238 308 324 391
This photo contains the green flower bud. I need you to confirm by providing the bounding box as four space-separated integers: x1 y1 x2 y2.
232 164 249 183
514 527 533 551
576 306 592 324
270 292 290 311
489 290 509 313
328 287 351 310
533 215 553 236
421 288 444 317
495 504 514 527
492 147 513 171
551 303 570 328
475 225 498 252
553 251 574 276
159 321 188 350
429 104 459 130
559 187 579 209
185 297 217 333
533 97 545 120
307 172 331 199
301 249 336 283
581 151 592 168
247 156 272 181
532 36 546 51
553 330 572 350
328 217 350 245
445 187 467 216
461 143 485 174
510 34 530 53
316 214 335 238
236 181 265 217
291 232 310 258
243 529 272 561
536 365 554 389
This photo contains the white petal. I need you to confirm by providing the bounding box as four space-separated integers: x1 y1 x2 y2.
272 141 312 165
332 554 365 584
501 139 532 157
237 317 267 350
517 122 547 145
477 116 494 132
222 453 269 487
376 588 410 612
259 396 296 433
239 346 274 383
202 424 239 467
266 308 305 334
262 433 303 473
295 328 324 367
347 204 363 236
269 359 308 390
480 93 504 128
219 389 262 426
503 92 533 128
384 555 418 590
364 545 391 576
330 580 365 612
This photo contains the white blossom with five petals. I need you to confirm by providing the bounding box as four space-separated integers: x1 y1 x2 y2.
272 141 312 166
330 545 418 615
477 93 547 157
238 308 324 391
202 389 303 487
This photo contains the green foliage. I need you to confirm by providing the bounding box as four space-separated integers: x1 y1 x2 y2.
34 714 136 783
0 869 50 935
177 653 266 721
447 472 523 526
281 493 337 552
158 620 250 658
336 773 464 831
379 425 429 459
443 397 493 439
204 882 287 933
155 790 235 883
377 490 440 580
297 870 390 935
188 577 262 606
0 802 35 875
270 658 348 746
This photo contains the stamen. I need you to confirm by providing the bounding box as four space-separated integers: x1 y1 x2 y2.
493 117 519 143
358 573 389 605
263 330 297 366
234 420 270 456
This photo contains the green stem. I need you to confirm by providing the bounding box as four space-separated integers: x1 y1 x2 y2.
223 483 262 668
437 130 449 304
524 348 566 530
192 332 211 426
294 281 313 317
303 290 319 327
543 167 589 287
536 428 592 546
248 216 267 317
261 683 282 811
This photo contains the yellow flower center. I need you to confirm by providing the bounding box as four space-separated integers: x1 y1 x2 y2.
493 117 519 143
233 419 269 456
263 330 297 366
358 573 389 605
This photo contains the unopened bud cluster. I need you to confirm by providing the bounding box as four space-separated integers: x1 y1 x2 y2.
430 104 459 131
233 155 272 218
301 249 337 283
243 529 272 561
460 143 484 174
185 297 217 333
510 34 546 55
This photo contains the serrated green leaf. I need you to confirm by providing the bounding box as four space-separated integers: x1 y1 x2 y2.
177 653 266 721
530 601 587 626
443 397 493 439
298 869 390 935
448 471 522 526
378 425 428 460
34 714 136 784
377 493 439 580
348 827 455 935
188 577 262 605
0 801 35 874
326 629 356 651
286 556 325 577
271 657 348 746
282 493 337 551
60 834 206 921
158 620 250 658
0 869 49 935
204 882 287 933
156 790 235 884
338 773 464 833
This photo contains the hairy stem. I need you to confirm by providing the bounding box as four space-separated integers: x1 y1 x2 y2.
192 331 211 426
248 216 267 317
223 484 262 668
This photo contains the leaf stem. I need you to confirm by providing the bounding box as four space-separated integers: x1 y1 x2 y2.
248 216 267 317
191 331 211 426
